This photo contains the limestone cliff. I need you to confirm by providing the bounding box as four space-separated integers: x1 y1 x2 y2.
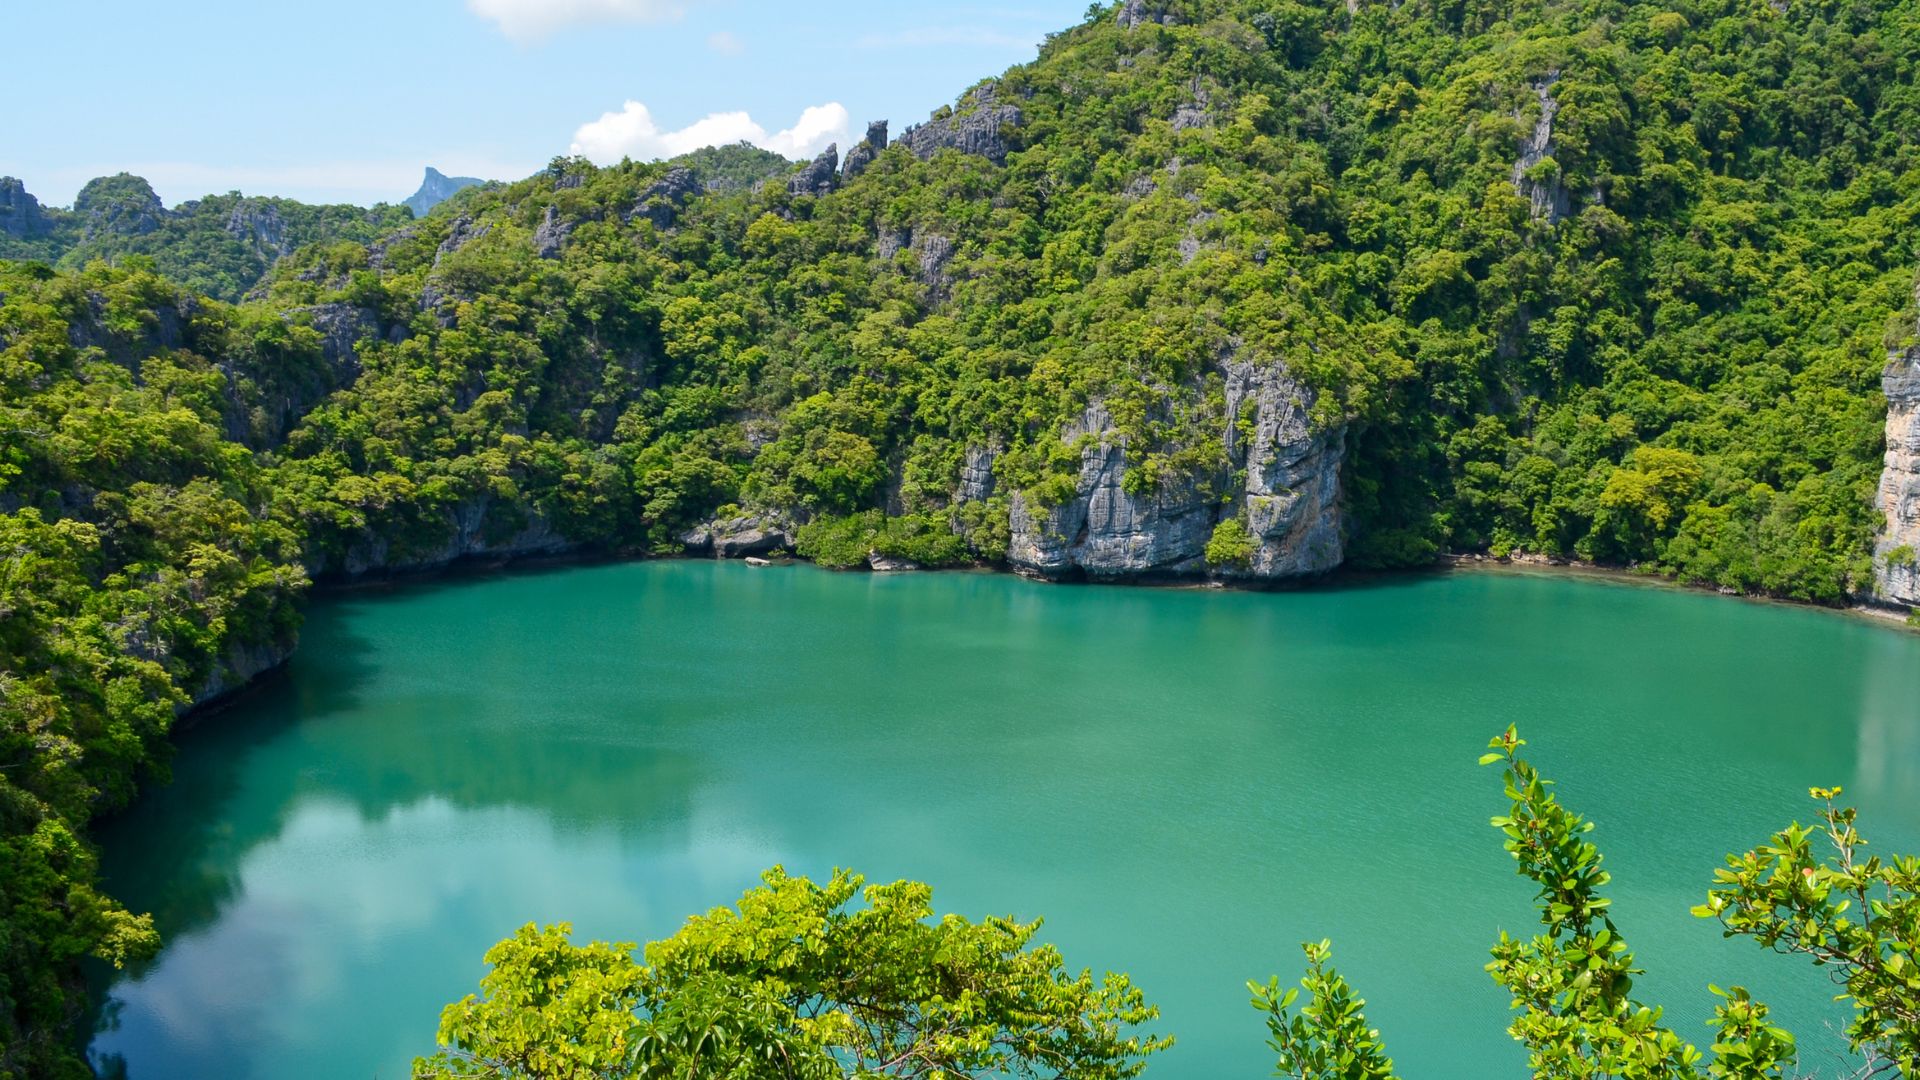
1876 339 1920 606
1001 360 1343 580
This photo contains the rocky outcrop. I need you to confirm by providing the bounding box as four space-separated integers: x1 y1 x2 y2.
532 206 572 259
331 499 575 579
0 177 46 239
958 444 998 503
1221 357 1345 578
225 200 290 255
74 173 166 238
680 514 794 558
914 233 956 291
868 552 920 572
1117 0 1180 29
1003 360 1343 581
842 121 889 179
631 167 702 228
1007 403 1218 577
1512 75 1570 224
436 216 490 262
189 637 296 710
1875 337 1920 606
900 84 1023 165
788 145 840 198
404 167 483 217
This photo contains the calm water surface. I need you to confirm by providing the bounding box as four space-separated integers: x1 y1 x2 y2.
88 562 1920 1078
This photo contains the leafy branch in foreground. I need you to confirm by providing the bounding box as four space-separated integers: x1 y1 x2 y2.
1696 787 1920 1077
415 867 1169 1080
1252 940 1398 1080
1482 726 1794 1079
1261 728 1798 1080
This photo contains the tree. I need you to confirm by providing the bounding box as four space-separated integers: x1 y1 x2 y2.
416 867 1170 1080
1259 728 1798 1080
1696 788 1920 1076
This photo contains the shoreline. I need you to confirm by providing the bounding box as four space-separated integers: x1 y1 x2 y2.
184 542 1918 726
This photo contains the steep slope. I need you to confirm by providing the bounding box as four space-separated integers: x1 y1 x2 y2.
403 167 485 217
248 0 1918 600
8 0 1920 1072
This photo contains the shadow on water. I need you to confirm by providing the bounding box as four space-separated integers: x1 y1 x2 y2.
77 556 1920 1079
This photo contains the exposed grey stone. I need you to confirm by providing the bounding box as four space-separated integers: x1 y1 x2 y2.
877 228 911 261
1116 0 1179 29
1005 357 1344 582
958 444 998 503
225 200 290 255
680 514 794 558
1875 305 1920 605
1512 74 1570 224
915 233 956 291
332 497 574 579
899 84 1023 165
631 166 702 228
435 216 490 263
190 636 295 710
868 552 919 572
1007 402 1217 578
787 144 841 198
74 173 166 238
842 120 889 178
1220 356 1346 578
532 205 572 259
404 167 483 217
0 177 46 239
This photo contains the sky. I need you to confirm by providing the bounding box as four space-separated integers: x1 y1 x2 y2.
3 0 1092 209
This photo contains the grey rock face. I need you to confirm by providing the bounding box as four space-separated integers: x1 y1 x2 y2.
74 173 166 237
436 216 490 263
0 177 46 239
334 498 573 579
532 205 572 259
1004 360 1344 581
1221 358 1346 578
190 636 295 710
1512 75 1570 224
868 551 920 572
958 444 998 503
1116 0 1179 29
787 144 840 198
631 166 702 228
404 167 483 217
900 84 1023 165
1875 339 1920 605
1007 403 1218 578
915 233 956 290
681 514 794 558
877 228 911 261
842 121 889 178
225 200 290 255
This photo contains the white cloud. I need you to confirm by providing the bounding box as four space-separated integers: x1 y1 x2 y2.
467 0 687 42
569 101 850 164
705 30 744 55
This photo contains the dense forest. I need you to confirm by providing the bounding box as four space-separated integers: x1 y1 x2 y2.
0 173 410 301
5 0 1920 1073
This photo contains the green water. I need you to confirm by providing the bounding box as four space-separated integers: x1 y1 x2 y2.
87 561 1920 1078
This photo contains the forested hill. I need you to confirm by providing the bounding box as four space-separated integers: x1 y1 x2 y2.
0 172 411 301
5 0 1920 1072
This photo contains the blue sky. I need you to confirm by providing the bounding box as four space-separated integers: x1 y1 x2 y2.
3 0 1091 208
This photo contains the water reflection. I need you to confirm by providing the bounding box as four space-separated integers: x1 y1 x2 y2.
85 563 1920 1080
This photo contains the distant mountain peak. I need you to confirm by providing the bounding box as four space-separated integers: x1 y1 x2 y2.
404 167 484 218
